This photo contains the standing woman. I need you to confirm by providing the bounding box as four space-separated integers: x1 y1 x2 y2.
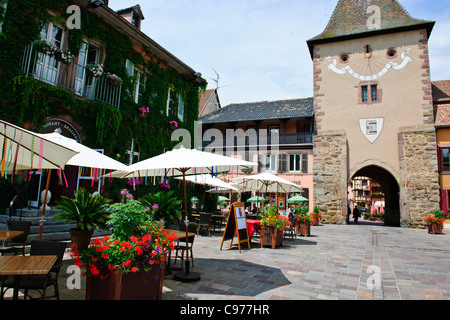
352 205 360 224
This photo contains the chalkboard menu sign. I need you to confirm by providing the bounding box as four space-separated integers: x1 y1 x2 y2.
220 202 250 253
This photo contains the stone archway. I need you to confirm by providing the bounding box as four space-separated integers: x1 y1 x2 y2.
351 165 400 227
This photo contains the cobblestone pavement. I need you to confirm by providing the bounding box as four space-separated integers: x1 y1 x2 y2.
4 221 450 300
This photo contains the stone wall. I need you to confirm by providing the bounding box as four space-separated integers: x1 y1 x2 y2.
398 126 440 228
313 131 348 224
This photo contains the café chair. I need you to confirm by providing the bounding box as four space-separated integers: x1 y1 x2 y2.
195 212 212 236
0 240 67 300
175 224 196 269
283 219 297 241
0 220 32 256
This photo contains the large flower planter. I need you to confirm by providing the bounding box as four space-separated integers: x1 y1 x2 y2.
296 221 311 237
427 223 443 235
260 226 283 249
86 263 165 300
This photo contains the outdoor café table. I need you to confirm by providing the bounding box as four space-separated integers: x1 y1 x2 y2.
0 255 57 300
246 220 261 243
212 214 225 231
165 229 195 274
0 231 24 244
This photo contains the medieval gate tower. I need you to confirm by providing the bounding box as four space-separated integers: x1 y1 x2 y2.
307 0 440 227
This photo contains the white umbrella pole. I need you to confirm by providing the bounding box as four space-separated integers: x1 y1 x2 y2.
174 168 201 282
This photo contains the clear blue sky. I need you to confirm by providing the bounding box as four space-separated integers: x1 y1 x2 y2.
108 0 450 107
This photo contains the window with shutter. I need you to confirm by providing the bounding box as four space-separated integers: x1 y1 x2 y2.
278 154 287 173
301 153 308 173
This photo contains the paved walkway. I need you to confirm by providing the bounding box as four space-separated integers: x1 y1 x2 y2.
4 221 450 300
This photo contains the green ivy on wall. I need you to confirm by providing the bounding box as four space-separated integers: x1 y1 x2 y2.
0 0 206 159
0 0 207 211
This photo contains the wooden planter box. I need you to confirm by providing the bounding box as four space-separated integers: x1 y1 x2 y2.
296 221 311 237
86 264 165 300
428 223 443 235
260 226 283 249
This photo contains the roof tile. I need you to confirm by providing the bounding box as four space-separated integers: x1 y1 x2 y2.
200 98 314 124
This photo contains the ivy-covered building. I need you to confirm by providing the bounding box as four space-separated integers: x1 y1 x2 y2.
0 0 206 207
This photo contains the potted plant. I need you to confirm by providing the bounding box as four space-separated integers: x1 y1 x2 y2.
140 191 182 227
425 210 445 235
295 206 312 237
259 204 289 249
311 207 322 226
71 200 176 300
53 188 111 251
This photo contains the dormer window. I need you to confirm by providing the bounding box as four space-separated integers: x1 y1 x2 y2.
116 5 145 30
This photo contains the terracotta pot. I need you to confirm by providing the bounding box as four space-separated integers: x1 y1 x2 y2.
70 228 94 252
260 226 283 249
86 264 165 300
296 221 311 237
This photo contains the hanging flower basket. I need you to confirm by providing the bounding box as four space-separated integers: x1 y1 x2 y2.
33 40 52 54
106 73 123 87
86 64 104 78
54 49 76 64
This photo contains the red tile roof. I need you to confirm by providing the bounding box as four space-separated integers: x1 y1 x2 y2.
433 81 450 127
433 80 450 103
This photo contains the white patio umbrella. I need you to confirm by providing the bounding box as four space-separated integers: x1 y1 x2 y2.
233 173 303 207
108 147 257 282
0 120 80 239
205 187 238 193
39 132 128 171
175 174 238 192
37 132 129 239
0 120 78 173
233 173 303 194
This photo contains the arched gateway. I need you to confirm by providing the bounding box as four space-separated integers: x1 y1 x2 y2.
308 0 440 228
351 165 400 227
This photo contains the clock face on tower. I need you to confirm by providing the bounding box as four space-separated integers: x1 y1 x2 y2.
325 47 413 81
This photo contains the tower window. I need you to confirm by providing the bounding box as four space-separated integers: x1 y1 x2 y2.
371 85 378 101
360 83 381 104
362 86 368 102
